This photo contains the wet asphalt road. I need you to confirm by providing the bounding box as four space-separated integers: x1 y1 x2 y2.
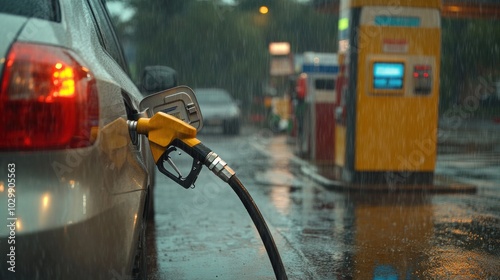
146 125 500 279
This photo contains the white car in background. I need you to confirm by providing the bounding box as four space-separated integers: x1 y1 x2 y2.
195 88 241 135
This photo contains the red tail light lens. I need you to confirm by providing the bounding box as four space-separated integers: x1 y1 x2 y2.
0 42 99 150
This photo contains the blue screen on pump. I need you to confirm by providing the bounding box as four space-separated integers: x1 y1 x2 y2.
374 16 420 27
373 63 404 90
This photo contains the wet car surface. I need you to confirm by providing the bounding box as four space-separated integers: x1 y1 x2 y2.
0 0 154 278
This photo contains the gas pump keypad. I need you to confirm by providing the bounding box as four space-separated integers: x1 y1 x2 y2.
413 65 432 94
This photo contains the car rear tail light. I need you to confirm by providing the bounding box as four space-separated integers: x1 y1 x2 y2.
0 42 99 150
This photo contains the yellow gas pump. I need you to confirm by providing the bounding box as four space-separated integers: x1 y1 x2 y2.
335 0 442 184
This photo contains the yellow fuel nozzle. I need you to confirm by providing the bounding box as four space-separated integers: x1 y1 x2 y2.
128 112 212 189
132 112 201 163
128 111 234 188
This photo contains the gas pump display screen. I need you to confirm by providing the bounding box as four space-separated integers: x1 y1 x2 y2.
373 62 404 90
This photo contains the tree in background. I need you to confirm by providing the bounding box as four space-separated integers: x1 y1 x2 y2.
237 0 337 53
111 0 499 118
440 18 500 114
121 0 337 109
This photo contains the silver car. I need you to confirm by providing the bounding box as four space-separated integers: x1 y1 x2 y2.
195 88 241 135
0 0 164 279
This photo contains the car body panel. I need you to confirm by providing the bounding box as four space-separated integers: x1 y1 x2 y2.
0 0 152 278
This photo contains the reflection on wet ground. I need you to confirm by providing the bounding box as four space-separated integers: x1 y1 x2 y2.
259 134 500 279
262 179 500 279
350 194 434 279
146 129 500 279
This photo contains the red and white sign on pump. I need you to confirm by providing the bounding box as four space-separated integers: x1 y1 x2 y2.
382 38 409 53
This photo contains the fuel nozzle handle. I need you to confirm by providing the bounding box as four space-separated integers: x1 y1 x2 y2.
171 138 236 183
128 112 201 163
128 112 235 187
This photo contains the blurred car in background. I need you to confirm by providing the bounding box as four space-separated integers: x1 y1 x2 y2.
0 0 172 279
195 88 241 135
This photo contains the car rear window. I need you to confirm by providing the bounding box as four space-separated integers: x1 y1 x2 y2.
0 0 60 22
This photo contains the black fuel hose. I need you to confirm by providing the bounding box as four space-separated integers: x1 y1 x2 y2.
130 115 287 279
173 140 288 279
227 175 288 280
